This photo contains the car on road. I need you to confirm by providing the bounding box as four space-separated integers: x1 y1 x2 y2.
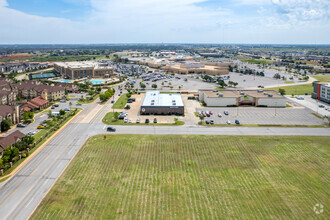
210 120 214 124
37 125 45 129
226 120 231 125
235 120 240 125
111 100 114 103
118 94 121 96
145 118 150 123
27 131 36 135
218 113 222 118
76 103 82 106
224 110 229 115
202 113 206 117
60 100 66 103
64 108 70 111
319 104 325 108
17 123 26 127
124 118 128 123
258 85 264 88
206 111 209 115
136 118 140 123
106 127 116 132
153 118 157 123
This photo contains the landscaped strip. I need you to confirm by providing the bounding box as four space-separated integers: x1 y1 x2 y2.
32 135 330 219
112 94 129 109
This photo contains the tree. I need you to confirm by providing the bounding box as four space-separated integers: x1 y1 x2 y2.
279 88 286 95
99 93 107 102
152 84 157 89
1 119 12 132
273 73 281 79
48 110 53 119
140 83 146 89
96 87 101 92
23 111 34 122
199 115 204 123
228 65 233 72
217 79 227 88
126 93 132 98
59 109 65 116
65 89 69 95
114 112 119 121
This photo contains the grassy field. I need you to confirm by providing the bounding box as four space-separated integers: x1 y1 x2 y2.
112 94 129 109
32 135 329 220
102 112 185 126
312 75 330 82
0 55 111 62
271 83 313 95
239 59 273 65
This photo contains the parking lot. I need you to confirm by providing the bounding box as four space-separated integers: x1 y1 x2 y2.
196 106 326 125
286 95 330 116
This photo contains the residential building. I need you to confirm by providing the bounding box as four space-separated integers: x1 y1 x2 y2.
21 95 49 112
0 105 22 125
54 61 114 79
199 89 286 107
0 130 25 155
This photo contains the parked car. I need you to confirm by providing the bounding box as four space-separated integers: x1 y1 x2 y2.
202 113 207 117
27 131 36 135
235 120 240 125
206 111 209 115
64 108 70 111
218 113 222 118
37 125 45 129
210 120 214 124
128 119 132 123
226 120 231 124
197 111 201 116
136 118 140 123
145 118 150 123
296 96 304 100
54 104 59 107
17 123 26 127
124 118 128 123
205 120 210 124
76 103 82 106
224 110 229 115
319 104 325 108
51 106 55 109
209 111 213 115
107 127 116 132
60 100 66 103
206 113 210 117
153 118 157 123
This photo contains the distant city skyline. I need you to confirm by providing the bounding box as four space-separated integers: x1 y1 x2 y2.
0 0 329 44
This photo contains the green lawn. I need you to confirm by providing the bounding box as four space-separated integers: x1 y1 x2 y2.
0 55 112 63
112 94 129 109
77 94 99 104
312 75 330 82
102 112 185 126
239 59 273 65
271 83 313 95
32 135 329 220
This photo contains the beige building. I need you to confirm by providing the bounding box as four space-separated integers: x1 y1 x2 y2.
54 61 114 79
199 89 286 107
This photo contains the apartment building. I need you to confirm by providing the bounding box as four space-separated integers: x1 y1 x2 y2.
312 82 330 104
54 61 114 79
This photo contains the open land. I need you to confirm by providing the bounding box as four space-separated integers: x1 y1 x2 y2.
32 134 330 220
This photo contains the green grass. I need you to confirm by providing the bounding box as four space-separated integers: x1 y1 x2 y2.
77 94 99 104
0 55 112 63
312 75 330 82
112 94 129 109
312 113 323 119
270 83 313 95
102 112 185 126
239 59 273 65
32 135 330 220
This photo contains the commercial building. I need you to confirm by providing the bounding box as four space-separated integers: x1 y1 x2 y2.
199 89 286 107
54 61 114 79
140 91 184 115
312 82 330 104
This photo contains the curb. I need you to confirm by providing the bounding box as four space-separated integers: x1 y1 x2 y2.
0 110 83 183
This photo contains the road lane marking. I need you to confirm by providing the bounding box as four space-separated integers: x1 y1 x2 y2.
3 136 77 220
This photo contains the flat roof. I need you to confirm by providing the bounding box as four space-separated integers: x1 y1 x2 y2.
55 61 113 70
141 91 184 107
200 89 284 98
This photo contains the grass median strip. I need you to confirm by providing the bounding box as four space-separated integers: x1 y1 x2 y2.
32 134 330 219
112 94 128 109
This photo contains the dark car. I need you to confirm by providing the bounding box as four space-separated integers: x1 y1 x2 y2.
153 118 157 123
235 120 240 125
145 119 150 123
224 110 229 115
54 104 59 107
206 113 210 117
111 100 114 103
107 127 116 132
210 120 214 124
205 120 210 124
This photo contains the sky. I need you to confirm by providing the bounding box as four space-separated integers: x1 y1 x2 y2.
0 0 329 44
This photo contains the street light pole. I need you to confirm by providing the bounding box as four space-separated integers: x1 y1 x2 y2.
275 102 277 116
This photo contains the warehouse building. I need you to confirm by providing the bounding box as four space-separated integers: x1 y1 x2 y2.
199 89 286 107
54 61 114 79
312 82 330 104
140 91 184 115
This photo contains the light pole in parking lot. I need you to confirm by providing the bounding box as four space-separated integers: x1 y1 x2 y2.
274 102 277 116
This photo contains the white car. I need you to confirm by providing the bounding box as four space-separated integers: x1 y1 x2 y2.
218 113 222 118
128 119 132 123
226 120 231 125
136 118 140 123
124 118 128 123
27 131 36 135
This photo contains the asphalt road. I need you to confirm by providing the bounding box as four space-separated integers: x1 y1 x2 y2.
0 85 329 219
